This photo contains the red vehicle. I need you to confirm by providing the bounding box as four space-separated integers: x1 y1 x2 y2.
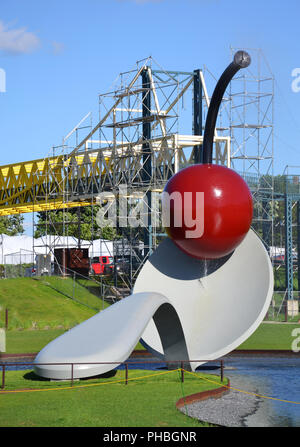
89 256 114 276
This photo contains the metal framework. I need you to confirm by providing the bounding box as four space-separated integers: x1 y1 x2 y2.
0 53 278 294
200 48 275 251
0 155 93 216
0 75 230 215
281 176 300 300
261 171 300 301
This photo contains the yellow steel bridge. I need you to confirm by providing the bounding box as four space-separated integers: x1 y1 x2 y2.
0 64 231 217
0 154 97 216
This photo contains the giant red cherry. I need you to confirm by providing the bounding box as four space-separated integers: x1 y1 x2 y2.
162 164 253 259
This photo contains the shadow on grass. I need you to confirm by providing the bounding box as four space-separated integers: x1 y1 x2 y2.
155 365 220 371
23 371 48 382
23 368 118 382
196 365 220 371
80 369 117 380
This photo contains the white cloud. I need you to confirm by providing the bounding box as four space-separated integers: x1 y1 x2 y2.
51 41 64 55
0 20 40 54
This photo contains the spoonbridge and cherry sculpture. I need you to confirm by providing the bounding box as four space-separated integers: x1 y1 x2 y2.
34 52 273 380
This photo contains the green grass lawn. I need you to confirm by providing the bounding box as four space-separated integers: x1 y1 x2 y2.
3 321 298 355
5 328 66 354
3 329 145 354
0 369 226 427
237 321 299 350
1 278 298 428
0 276 106 330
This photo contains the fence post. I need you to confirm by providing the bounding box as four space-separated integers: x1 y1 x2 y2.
71 363 74 387
220 360 224 382
73 273 76 300
125 363 128 385
1 364 5 390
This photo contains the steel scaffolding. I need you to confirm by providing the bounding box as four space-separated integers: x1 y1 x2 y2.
202 48 275 251
0 52 277 296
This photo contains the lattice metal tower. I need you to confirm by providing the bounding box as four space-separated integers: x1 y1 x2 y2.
230 47 274 251
202 48 275 250
29 50 274 291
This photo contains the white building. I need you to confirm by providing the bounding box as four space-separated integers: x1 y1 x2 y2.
0 234 114 265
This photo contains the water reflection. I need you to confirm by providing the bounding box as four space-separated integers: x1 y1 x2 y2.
223 355 300 427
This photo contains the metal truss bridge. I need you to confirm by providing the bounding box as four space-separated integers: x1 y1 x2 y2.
0 62 231 217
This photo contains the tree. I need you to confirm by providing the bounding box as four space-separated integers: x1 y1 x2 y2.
0 215 24 235
34 205 117 241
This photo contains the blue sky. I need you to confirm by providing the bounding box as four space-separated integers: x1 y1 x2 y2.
1 0 300 233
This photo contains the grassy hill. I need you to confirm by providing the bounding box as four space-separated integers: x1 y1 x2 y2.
0 276 106 331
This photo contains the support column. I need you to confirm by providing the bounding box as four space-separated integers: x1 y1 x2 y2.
262 197 271 254
76 207 81 249
284 194 293 300
193 69 203 164
297 201 300 295
141 68 152 259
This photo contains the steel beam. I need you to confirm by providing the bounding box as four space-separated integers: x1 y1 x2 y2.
193 69 203 164
262 199 272 253
284 193 293 300
297 201 300 294
142 68 152 259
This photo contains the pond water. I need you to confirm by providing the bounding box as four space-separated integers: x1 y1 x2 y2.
2 354 300 427
220 355 300 427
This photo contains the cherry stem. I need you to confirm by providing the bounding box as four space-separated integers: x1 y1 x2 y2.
202 51 251 164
